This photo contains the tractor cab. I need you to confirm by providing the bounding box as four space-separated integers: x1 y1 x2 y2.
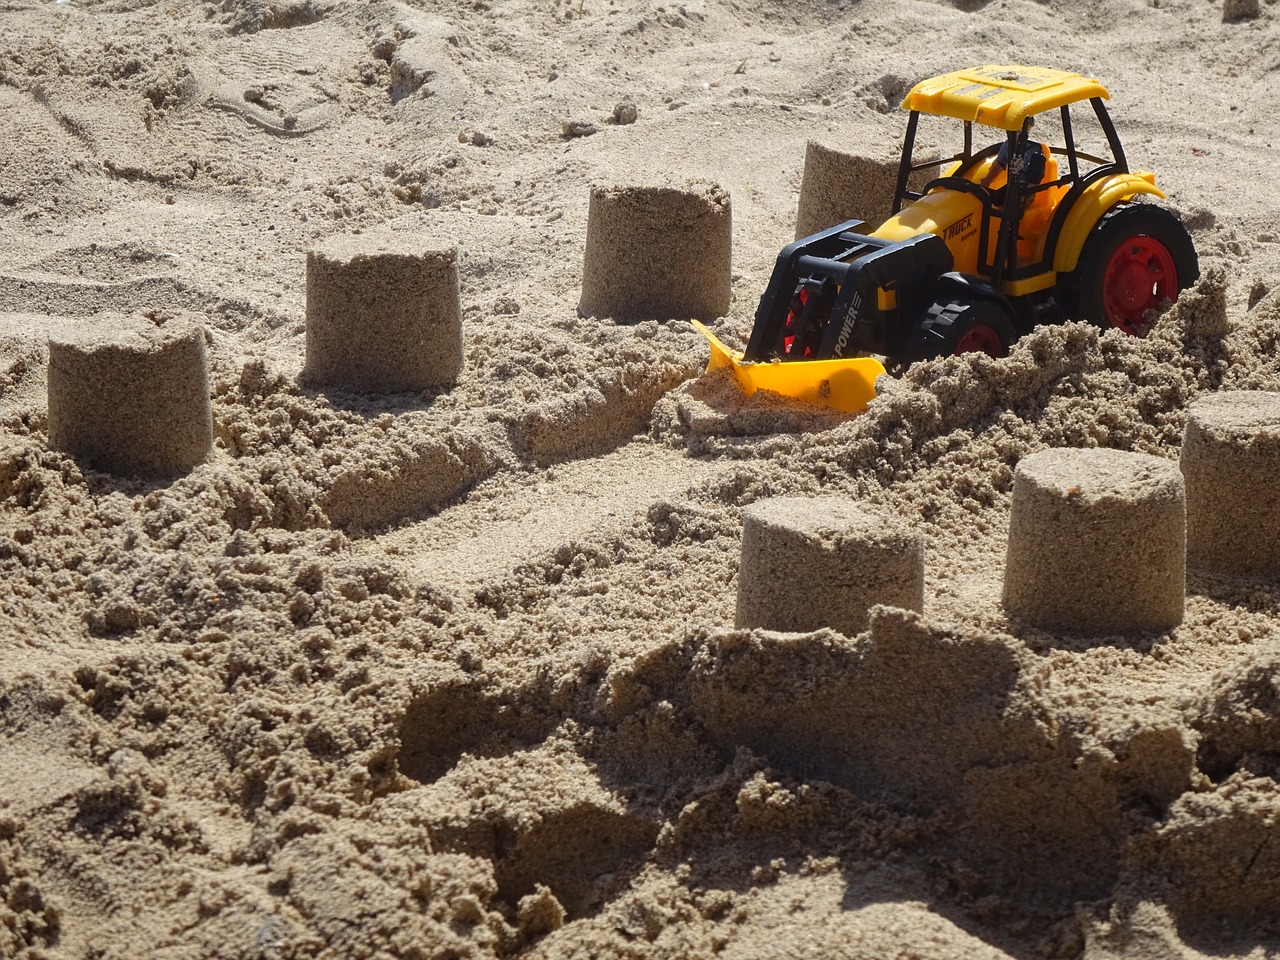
879 65 1138 305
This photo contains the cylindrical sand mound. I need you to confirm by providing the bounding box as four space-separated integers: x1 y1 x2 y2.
736 496 924 637
305 236 462 392
47 315 213 478
1003 448 1185 633
1181 391 1280 575
578 180 731 322
794 140 936 239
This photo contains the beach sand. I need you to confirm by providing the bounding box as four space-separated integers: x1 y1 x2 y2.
2 0 1280 957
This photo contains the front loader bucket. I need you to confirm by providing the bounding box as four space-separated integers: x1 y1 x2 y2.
692 321 883 415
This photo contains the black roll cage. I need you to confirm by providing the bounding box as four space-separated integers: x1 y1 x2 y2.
890 98 1129 285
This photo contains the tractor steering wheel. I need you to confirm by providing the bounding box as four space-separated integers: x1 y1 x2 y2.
921 142 1007 203
950 142 1005 181
922 176 996 207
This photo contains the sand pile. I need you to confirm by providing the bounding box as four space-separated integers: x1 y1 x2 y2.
1117 646 1280 941
4 0 1280 957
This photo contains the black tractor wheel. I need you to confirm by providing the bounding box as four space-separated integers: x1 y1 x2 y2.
1066 202 1199 336
907 297 1016 362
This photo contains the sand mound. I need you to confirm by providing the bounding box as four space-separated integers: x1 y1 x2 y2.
420 741 661 921
1191 645 1280 788
1133 647 1280 937
601 608 1195 909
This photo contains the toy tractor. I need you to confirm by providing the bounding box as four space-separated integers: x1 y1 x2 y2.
696 64 1199 413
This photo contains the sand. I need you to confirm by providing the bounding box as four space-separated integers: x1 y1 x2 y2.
735 496 924 636
304 235 464 392
2 0 1280 958
1003 448 1186 634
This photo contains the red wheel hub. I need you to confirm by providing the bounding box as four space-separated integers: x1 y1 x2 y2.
955 325 1005 357
1101 235 1178 335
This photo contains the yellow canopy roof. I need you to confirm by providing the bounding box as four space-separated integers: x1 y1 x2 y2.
901 65 1109 131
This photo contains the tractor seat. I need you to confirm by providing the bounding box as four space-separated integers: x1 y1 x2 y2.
983 146 1057 204
1017 156 1068 262
1025 154 1060 208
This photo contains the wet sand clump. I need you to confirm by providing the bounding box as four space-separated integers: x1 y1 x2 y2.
1003 447 1186 633
578 181 732 322
46 314 212 478
305 236 463 392
735 496 923 636
1181 390 1280 575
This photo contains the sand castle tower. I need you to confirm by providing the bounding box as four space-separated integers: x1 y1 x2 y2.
794 141 937 239
578 180 731 322
305 236 463 392
1181 391 1280 575
736 496 924 637
1003 448 1186 633
47 315 213 478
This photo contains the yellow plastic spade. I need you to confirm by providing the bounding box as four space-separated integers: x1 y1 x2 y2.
691 320 884 415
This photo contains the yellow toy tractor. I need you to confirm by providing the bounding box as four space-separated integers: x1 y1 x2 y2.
697 64 1199 413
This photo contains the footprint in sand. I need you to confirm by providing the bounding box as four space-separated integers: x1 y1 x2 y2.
206 80 335 137
185 47 338 138
27 242 176 284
